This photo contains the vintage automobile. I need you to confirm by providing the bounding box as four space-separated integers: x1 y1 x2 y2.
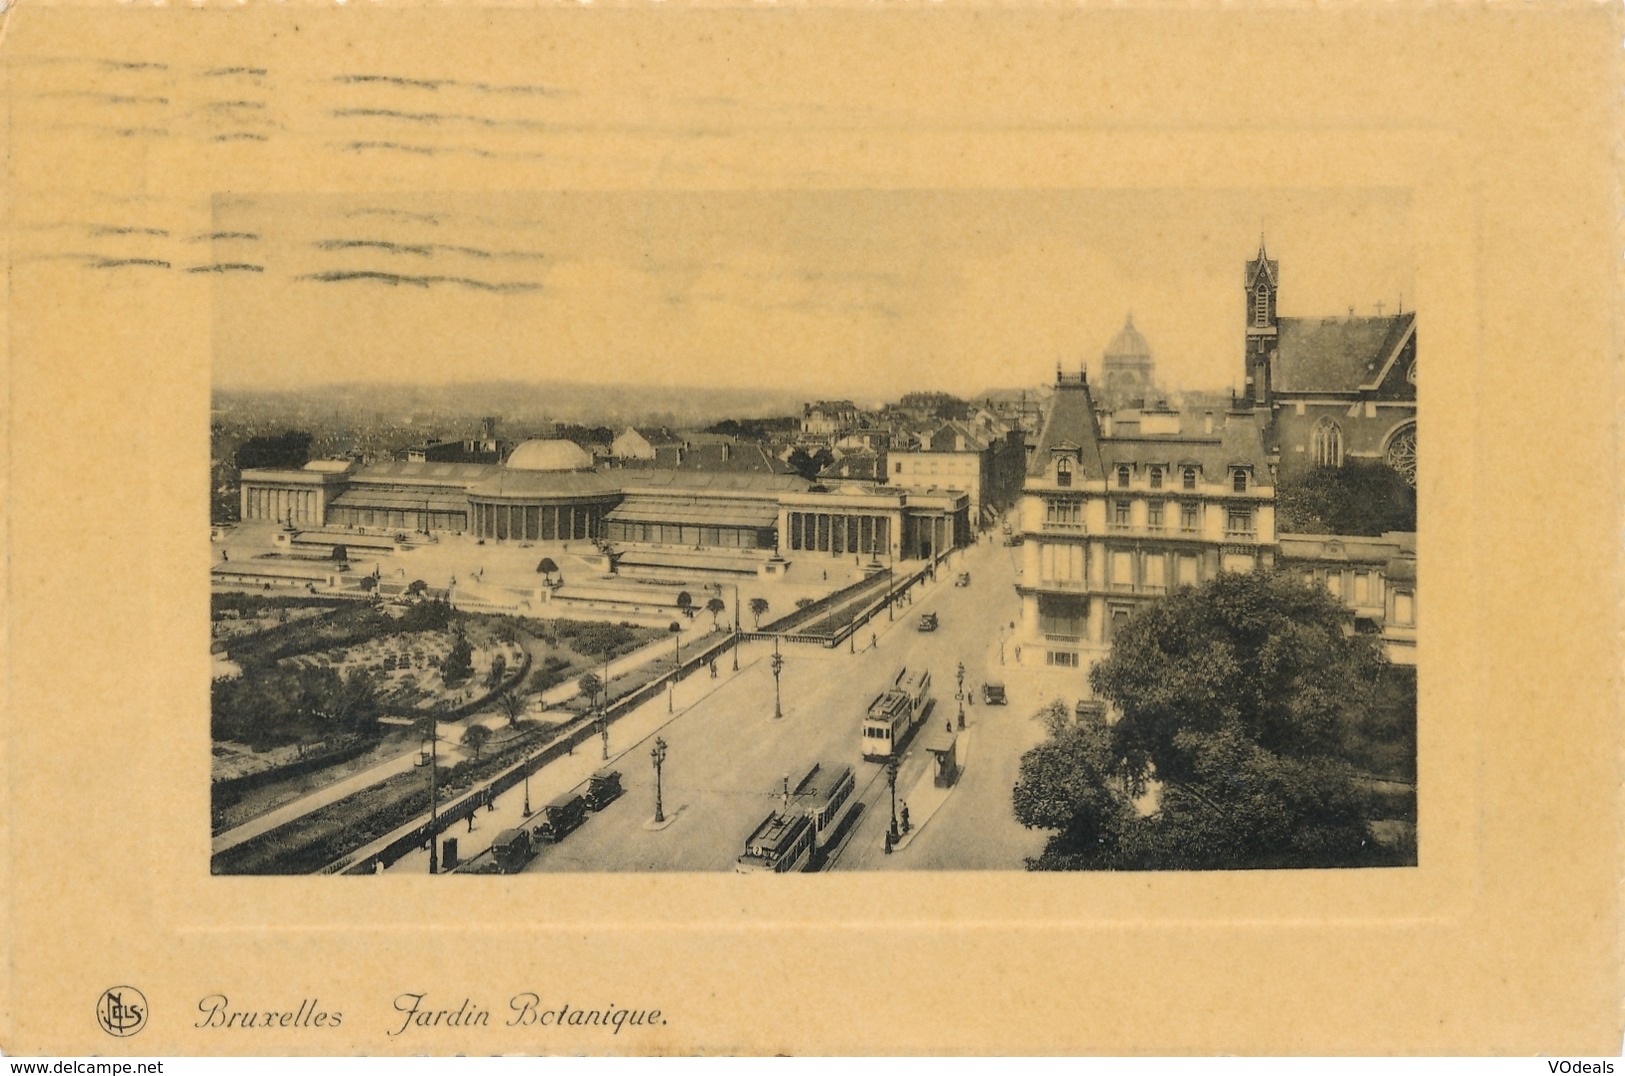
585 769 623 811
981 681 1007 705
916 612 939 632
533 793 588 843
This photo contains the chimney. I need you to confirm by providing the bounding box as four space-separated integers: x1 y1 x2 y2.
1204 411 1214 435
1102 412 1114 437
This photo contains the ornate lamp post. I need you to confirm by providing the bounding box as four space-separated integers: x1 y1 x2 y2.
885 756 900 851
650 737 668 825
426 718 441 874
956 661 966 730
770 636 784 720
731 583 741 672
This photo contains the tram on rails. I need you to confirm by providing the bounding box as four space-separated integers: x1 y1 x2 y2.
734 810 815 873
799 762 857 850
860 667 932 762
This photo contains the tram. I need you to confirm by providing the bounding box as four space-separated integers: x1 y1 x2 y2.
798 762 857 850
860 667 932 762
734 810 815 873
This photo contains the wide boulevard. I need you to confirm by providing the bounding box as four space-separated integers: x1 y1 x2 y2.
520 533 1054 873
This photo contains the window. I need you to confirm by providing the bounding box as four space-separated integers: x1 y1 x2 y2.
1232 469 1249 493
1325 572 1343 598
1182 466 1198 490
1180 501 1200 533
1149 466 1163 489
1045 499 1082 528
1046 650 1080 668
1144 553 1166 591
1039 542 1084 583
1116 464 1131 489
1311 419 1344 468
1110 550 1134 588
1056 457 1072 487
894 462 902 474
1393 591 1415 626
1178 555 1199 586
1147 501 1164 531
1225 507 1254 537
1038 595 1088 638
1353 571 1371 604
1254 285 1269 325
1113 500 1131 528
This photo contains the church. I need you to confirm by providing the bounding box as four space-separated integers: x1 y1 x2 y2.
1243 239 1417 484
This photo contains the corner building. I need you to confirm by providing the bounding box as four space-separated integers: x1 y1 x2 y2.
1016 370 1276 669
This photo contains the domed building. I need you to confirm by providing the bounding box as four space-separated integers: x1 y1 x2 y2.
504 438 594 473
1099 313 1158 409
465 439 618 541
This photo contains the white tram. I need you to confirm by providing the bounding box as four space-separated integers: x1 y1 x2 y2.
799 762 857 850
860 667 932 762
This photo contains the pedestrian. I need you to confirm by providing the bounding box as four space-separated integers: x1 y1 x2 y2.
870 631 878 651
946 719 952 733
1014 645 1021 661
901 803 911 833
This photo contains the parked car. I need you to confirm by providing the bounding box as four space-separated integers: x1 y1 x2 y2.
916 612 938 632
585 769 623 811
491 828 534 874
533 793 588 843
955 572 971 587
981 681 1006 705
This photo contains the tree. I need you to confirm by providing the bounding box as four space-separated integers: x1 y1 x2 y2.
440 632 474 685
331 544 349 563
498 689 525 726
786 446 836 481
236 430 313 472
485 653 508 691
705 596 727 630
675 591 694 618
749 597 770 629
358 575 377 593
577 672 603 710
405 579 427 597
1275 461 1416 536
537 557 559 583
461 723 493 761
1014 571 1402 871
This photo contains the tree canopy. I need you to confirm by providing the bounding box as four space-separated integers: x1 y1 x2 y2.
1275 462 1416 536
236 430 314 472
1013 570 1411 871
786 446 835 480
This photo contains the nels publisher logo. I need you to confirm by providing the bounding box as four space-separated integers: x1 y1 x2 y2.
96 986 148 1037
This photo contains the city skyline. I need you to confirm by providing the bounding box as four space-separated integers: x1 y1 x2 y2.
213 188 1414 399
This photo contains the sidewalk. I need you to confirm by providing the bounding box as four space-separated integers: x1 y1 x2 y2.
890 727 972 852
210 622 705 856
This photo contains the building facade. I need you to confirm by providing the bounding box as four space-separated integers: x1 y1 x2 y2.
1015 371 1277 668
1244 239 1418 484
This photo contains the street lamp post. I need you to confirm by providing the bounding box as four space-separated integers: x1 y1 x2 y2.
956 661 966 730
650 737 668 824
426 718 440 874
886 756 900 845
770 636 784 720
597 714 609 760
731 583 741 672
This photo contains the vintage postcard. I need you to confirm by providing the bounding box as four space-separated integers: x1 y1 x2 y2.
1 1 1619 1057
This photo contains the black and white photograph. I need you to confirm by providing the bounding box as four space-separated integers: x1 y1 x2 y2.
207 190 1419 877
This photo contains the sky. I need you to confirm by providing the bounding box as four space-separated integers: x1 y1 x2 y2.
211 187 1414 403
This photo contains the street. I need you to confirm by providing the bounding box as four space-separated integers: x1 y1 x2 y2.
511 533 1056 873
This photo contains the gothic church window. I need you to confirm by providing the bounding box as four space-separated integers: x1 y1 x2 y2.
1311 419 1344 468
1254 285 1270 325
